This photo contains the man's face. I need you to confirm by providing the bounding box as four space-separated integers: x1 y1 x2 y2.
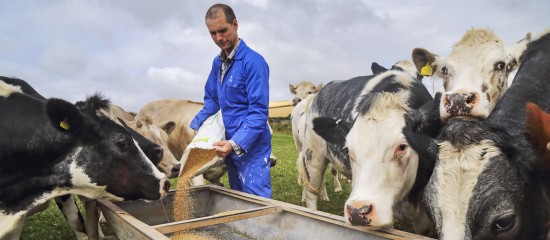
206 14 238 54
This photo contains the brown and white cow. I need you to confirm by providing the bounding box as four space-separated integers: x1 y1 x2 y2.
412 28 531 121
108 105 181 179
138 99 277 186
289 81 323 106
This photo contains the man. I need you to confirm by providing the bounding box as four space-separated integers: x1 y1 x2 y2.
190 4 272 198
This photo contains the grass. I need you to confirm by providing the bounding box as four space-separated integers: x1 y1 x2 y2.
20 132 353 239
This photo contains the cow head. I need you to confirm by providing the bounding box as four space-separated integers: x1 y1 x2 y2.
412 28 531 121
289 81 323 106
406 116 550 240
58 95 170 201
313 72 437 229
127 115 180 178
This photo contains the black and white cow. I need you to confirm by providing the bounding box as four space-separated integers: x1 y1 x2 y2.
371 60 423 82
1 76 168 239
405 29 550 240
0 80 170 239
301 69 442 233
412 28 531 122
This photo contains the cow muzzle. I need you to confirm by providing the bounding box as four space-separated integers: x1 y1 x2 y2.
346 200 374 226
441 91 479 120
292 98 301 106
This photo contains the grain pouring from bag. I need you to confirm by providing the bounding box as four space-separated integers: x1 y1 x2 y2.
173 148 218 221
173 112 225 222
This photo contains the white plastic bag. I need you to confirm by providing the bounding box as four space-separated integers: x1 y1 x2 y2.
179 111 225 178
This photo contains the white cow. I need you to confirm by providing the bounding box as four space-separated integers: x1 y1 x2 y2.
412 28 531 121
289 81 323 106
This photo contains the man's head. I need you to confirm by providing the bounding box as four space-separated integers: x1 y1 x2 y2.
205 4 239 55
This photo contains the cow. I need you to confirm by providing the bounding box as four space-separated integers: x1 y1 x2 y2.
404 29 550 240
0 81 170 239
300 69 442 234
109 106 180 178
292 94 332 202
289 81 323 106
0 76 168 240
412 28 531 121
137 99 227 186
137 99 278 186
372 60 423 82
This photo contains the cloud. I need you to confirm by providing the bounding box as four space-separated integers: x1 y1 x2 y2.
1 0 549 111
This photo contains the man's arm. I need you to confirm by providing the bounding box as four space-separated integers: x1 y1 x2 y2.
229 57 270 154
190 62 221 130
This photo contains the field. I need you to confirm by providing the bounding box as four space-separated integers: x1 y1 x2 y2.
19 132 354 240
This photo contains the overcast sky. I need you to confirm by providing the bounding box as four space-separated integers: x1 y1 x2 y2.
1 0 548 112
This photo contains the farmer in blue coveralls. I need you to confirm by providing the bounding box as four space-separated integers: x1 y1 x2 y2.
190 3 272 198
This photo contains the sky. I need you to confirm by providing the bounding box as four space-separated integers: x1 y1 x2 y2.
1 0 549 112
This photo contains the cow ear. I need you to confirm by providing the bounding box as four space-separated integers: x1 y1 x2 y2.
371 62 388 75
507 32 532 73
412 48 443 77
312 117 352 145
45 98 86 136
289 84 297 94
409 92 443 137
403 126 439 166
315 83 323 93
525 102 550 169
162 121 176 135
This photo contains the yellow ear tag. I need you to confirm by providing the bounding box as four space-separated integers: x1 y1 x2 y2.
420 63 433 76
59 118 70 130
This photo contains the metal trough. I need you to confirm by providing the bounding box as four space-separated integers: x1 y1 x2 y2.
98 185 432 240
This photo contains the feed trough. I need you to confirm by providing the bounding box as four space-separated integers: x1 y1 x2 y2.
98 185 432 240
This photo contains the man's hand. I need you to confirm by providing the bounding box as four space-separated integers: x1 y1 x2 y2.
212 141 233 157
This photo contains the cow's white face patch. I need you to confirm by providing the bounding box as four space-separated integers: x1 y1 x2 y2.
344 90 417 227
291 81 321 101
434 139 500 240
436 29 530 121
0 81 22 97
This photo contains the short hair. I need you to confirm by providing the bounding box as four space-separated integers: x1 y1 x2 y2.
205 3 236 24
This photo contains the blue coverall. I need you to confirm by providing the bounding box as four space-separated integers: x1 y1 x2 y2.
190 40 272 198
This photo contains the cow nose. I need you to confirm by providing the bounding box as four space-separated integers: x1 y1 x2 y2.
163 179 171 193
171 163 181 178
346 200 374 226
292 98 301 106
443 92 479 117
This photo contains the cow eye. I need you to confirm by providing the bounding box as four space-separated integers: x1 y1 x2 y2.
441 66 448 75
399 144 407 151
116 138 130 151
307 91 312 94
494 61 506 71
492 213 515 233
